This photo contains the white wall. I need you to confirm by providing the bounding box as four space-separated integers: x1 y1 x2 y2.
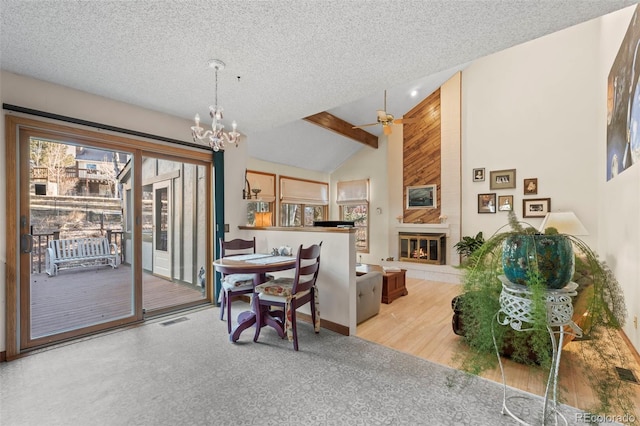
462 5 639 352
329 138 389 265
463 23 600 248
237 227 357 335
599 7 640 352
221 157 331 241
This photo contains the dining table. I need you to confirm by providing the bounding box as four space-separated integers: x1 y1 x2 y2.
213 253 297 342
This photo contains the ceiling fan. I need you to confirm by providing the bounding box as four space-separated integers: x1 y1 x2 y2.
352 90 417 135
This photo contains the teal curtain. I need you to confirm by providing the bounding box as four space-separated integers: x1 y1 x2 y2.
213 151 225 304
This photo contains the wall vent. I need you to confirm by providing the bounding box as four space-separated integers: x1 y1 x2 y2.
615 367 639 384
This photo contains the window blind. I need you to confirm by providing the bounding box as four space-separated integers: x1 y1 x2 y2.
247 171 276 203
280 177 328 205
336 179 369 204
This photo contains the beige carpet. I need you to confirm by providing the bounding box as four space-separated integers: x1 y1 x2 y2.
0 306 587 425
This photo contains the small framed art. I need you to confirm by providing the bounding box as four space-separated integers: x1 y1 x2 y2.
522 198 550 218
477 193 496 214
523 178 538 195
406 184 437 209
498 195 513 211
473 168 485 182
489 169 516 190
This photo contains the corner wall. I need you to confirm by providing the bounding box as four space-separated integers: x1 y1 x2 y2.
599 7 640 354
462 5 639 352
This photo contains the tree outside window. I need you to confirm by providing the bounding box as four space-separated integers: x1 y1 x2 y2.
280 204 326 227
337 179 369 253
342 204 369 252
279 176 328 227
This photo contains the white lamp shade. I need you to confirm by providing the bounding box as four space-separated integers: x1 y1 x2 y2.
539 211 589 236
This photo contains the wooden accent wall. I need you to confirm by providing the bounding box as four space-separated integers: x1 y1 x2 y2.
402 88 441 224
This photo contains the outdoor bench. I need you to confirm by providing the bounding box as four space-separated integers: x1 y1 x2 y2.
46 237 119 276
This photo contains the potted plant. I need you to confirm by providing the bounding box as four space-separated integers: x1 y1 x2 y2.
453 211 634 419
453 231 485 258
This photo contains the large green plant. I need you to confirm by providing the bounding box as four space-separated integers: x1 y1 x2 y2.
454 232 485 258
454 211 634 420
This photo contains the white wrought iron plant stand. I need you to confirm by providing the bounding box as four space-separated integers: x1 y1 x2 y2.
493 275 582 426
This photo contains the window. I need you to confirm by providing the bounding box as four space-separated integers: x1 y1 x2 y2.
245 170 275 226
279 176 328 227
337 179 369 253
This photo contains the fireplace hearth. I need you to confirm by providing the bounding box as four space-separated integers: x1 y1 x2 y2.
398 232 446 264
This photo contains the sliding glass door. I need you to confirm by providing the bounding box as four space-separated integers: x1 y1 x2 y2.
140 155 208 314
5 115 214 356
20 131 136 348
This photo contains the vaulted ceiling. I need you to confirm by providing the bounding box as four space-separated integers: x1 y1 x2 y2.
1 1 634 172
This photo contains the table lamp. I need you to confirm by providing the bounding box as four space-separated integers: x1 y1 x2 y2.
538 211 589 235
254 212 272 227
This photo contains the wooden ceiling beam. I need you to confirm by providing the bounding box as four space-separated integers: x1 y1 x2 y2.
303 112 378 149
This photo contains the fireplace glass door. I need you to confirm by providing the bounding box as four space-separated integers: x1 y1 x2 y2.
398 233 446 264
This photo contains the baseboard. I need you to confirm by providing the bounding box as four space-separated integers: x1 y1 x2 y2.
619 328 640 367
381 261 463 284
297 312 349 336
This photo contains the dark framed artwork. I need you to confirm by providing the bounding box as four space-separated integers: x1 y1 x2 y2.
489 169 516 190
498 195 514 212
406 184 437 209
607 4 640 181
477 193 496 214
523 178 538 195
473 168 485 182
523 198 551 218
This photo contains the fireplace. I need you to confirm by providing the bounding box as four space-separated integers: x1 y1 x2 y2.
398 232 446 264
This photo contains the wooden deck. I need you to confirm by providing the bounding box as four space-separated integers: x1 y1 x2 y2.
30 265 206 338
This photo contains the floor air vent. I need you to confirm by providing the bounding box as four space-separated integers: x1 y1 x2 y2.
615 367 639 384
159 316 189 327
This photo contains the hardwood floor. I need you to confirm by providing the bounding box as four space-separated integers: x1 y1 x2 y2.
356 278 640 415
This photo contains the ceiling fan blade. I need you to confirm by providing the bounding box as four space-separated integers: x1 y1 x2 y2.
383 124 392 135
352 123 378 129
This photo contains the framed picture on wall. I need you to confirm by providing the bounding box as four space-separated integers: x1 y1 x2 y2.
498 195 514 211
489 169 516 190
477 193 496 214
524 178 538 195
523 198 551 218
473 168 485 182
406 184 437 209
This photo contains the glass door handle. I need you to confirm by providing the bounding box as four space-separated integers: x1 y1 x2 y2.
21 234 33 253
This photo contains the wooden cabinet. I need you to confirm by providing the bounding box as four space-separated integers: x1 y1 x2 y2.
356 264 407 304
382 269 407 304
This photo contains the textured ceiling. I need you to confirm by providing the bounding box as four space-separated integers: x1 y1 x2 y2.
0 0 634 172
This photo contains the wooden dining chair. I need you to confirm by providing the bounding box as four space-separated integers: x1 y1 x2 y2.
219 237 258 334
253 242 322 351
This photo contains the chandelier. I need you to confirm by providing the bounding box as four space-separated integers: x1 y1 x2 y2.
191 59 240 151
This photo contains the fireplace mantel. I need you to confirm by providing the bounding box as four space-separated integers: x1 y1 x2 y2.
395 223 450 236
